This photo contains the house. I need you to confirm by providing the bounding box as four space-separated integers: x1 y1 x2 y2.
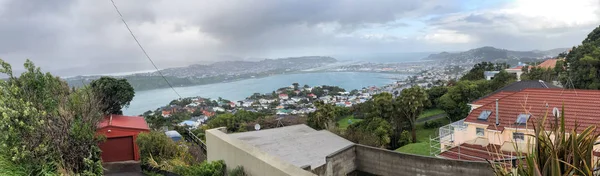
307 93 317 98
438 88 600 162
290 97 303 102
279 93 289 99
97 115 150 162
179 120 200 129
504 66 524 81
484 71 500 80
468 80 559 111
213 107 225 112
276 109 292 115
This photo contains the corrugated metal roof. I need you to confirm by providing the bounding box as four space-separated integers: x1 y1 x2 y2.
98 115 150 130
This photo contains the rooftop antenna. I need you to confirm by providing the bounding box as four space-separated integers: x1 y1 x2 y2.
561 62 578 96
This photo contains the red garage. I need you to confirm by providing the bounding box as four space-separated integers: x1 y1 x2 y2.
97 115 150 162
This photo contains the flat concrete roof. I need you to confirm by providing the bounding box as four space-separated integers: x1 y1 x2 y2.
229 124 354 169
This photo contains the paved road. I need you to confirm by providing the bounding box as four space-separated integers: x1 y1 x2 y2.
416 113 447 123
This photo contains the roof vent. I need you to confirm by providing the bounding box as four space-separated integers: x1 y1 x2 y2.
552 107 560 118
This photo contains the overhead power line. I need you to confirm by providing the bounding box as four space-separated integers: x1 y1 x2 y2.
109 0 182 99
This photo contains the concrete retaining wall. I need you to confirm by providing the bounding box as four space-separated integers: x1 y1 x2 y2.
324 145 356 176
354 144 493 176
206 128 315 176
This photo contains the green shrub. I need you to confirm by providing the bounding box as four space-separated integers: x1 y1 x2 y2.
423 121 442 129
136 131 181 163
173 160 226 176
396 130 412 147
228 166 246 176
0 155 27 176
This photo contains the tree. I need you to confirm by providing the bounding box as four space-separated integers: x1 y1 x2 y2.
307 101 337 130
303 84 310 88
439 80 483 121
426 86 448 108
90 76 135 115
395 86 428 143
292 83 300 90
489 70 516 90
344 118 391 148
558 25 600 89
461 62 510 81
0 59 103 174
349 89 359 96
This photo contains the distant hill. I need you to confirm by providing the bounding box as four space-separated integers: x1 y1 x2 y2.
424 46 568 65
64 56 337 91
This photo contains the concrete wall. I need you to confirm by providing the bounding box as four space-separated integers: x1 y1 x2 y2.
206 128 315 176
353 145 493 176
324 145 356 176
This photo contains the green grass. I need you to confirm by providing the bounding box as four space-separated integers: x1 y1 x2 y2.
336 116 363 130
395 118 450 156
418 108 445 119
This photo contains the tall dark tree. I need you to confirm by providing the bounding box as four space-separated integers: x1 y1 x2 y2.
395 86 428 143
559 25 600 89
90 76 135 115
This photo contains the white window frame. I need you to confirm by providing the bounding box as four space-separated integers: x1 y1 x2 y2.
476 127 485 137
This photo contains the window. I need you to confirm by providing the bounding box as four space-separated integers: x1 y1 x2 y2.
513 132 524 142
476 128 485 136
477 110 492 120
515 114 530 125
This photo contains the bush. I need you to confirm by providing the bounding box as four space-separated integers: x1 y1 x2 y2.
173 160 226 176
228 166 246 176
136 131 182 163
424 121 442 129
396 130 412 147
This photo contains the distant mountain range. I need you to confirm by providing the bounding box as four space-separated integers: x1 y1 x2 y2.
65 56 337 91
424 46 568 65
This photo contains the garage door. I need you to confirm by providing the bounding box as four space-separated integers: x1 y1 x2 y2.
99 136 134 162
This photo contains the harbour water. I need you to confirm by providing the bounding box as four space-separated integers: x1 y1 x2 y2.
123 72 411 115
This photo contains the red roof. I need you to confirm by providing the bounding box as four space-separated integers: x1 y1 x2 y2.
537 59 558 69
471 91 516 105
98 115 150 130
465 88 600 133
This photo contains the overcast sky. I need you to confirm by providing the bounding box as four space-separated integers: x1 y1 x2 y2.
0 0 599 76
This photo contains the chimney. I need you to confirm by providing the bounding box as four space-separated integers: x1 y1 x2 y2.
495 99 499 126
109 114 113 126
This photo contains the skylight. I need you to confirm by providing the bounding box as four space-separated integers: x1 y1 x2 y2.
515 114 530 124
477 110 492 120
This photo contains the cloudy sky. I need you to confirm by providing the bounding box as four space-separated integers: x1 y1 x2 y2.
0 0 599 76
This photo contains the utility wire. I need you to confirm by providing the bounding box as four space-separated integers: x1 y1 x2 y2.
109 0 182 99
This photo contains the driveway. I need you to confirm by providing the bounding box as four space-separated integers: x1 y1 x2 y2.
103 160 143 176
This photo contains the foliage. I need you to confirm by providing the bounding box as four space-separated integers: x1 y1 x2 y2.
172 160 226 176
396 130 412 148
336 116 363 130
143 111 190 130
0 155 27 176
205 111 267 133
307 101 337 130
438 79 494 121
491 107 600 175
136 131 183 163
228 166 246 176
344 118 392 148
0 59 104 175
418 108 445 119
559 25 600 89
311 85 346 97
521 66 556 82
90 76 135 115
489 70 517 90
461 62 510 81
426 86 448 108
423 120 443 129
395 86 428 143
170 98 193 107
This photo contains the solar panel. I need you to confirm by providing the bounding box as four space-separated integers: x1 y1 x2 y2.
477 110 492 120
515 114 530 124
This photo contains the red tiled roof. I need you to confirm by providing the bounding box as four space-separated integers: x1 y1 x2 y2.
98 115 150 130
537 59 558 69
465 88 600 133
471 92 516 105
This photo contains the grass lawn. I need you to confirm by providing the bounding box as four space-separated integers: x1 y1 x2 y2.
337 116 363 130
395 118 450 156
418 108 445 119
